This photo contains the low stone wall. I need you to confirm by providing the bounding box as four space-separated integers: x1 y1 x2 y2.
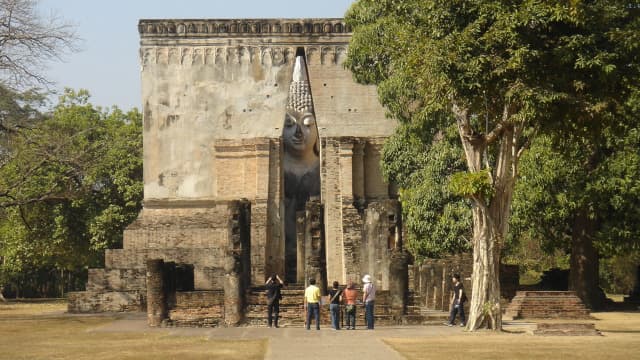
409 254 519 312
68 290 144 312
164 290 226 327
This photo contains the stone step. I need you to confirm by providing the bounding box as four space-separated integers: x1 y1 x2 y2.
505 291 590 320
533 322 601 336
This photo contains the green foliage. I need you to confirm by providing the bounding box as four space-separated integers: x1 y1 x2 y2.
347 0 640 251
347 1 640 303
347 0 640 137
599 252 640 294
381 124 472 258
510 127 640 259
0 88 142 296
449 170 494 201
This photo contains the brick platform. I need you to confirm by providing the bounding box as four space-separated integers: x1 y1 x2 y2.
504 291 591 320
533 322 601 336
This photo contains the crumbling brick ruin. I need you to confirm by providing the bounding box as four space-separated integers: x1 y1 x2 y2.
65 17 531 327
68 18 414 326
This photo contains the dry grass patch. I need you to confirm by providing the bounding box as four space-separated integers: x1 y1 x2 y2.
0 301 266 360
591 311 640 333
0 299 67 316
385 333 640 360
385 311 640 360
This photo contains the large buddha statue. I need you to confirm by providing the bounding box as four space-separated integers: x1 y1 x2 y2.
283 54 320 283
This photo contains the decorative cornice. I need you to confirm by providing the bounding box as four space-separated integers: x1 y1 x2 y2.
138 18 351 37
140 45 348 66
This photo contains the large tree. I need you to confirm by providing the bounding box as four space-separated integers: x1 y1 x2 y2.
0 89 143 297
0 0 78 90
346 0 640 330
511 126 640 309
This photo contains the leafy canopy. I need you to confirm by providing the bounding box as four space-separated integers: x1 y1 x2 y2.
0 89 142 293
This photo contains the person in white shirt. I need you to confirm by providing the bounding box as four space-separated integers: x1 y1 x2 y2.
362 274 376 329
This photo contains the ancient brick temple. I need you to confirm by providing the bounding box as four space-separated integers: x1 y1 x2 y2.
68 19 414 325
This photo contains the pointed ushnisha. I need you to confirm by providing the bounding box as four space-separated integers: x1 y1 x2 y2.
286 55 314 114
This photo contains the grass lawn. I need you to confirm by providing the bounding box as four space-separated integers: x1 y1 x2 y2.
0 300 266 360
384 311 640 360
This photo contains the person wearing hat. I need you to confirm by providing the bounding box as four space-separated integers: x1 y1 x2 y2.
362 274 376 330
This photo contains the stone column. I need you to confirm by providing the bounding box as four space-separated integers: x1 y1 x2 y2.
146 259 167 327
223 256 242 326
389 250 410 319
305 199 327 295
296 210 306 284
224 200 248 326
352 139 366 209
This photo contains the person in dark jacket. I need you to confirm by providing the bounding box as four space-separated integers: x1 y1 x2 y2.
328 281 342 330
266 274 284 328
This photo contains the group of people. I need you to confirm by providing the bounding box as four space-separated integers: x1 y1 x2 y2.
264 273 376 330
265 272 467 329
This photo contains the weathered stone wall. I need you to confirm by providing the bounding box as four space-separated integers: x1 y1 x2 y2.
67 290 144 313
320 137 395 286
70 19 402 317
139 19 393 202
360 200 402 291
166 291 225 327
86 269 146 291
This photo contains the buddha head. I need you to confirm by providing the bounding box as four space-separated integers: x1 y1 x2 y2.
283 54 319 159
283 109 318 157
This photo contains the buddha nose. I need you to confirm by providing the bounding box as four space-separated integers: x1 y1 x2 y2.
294 123 303 136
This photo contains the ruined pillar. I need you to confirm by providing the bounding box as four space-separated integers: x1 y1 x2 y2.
296 210 306 284
146 259 167 327
305 199 327 294
352 139 366 209
224 200 249 326
223 256 242 326
389 249 410 318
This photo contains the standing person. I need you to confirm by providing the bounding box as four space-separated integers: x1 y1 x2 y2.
362 274 376 330
445 274 467 327
304 277 321 330
342 280 358 330
265 274 284 328
328 281 342 330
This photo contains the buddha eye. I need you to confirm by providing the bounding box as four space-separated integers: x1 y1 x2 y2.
284 115 296 126
302 116 315 126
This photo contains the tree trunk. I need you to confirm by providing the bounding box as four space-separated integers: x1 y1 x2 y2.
452 104 524 331
454 104 517 331
466 205 503 330
569 207 604 310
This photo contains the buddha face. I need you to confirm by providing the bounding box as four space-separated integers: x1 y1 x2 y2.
282 110 318 157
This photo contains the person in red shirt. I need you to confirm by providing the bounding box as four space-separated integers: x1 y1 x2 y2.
342 280 358 330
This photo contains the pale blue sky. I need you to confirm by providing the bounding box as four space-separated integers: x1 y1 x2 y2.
38 0 355 110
